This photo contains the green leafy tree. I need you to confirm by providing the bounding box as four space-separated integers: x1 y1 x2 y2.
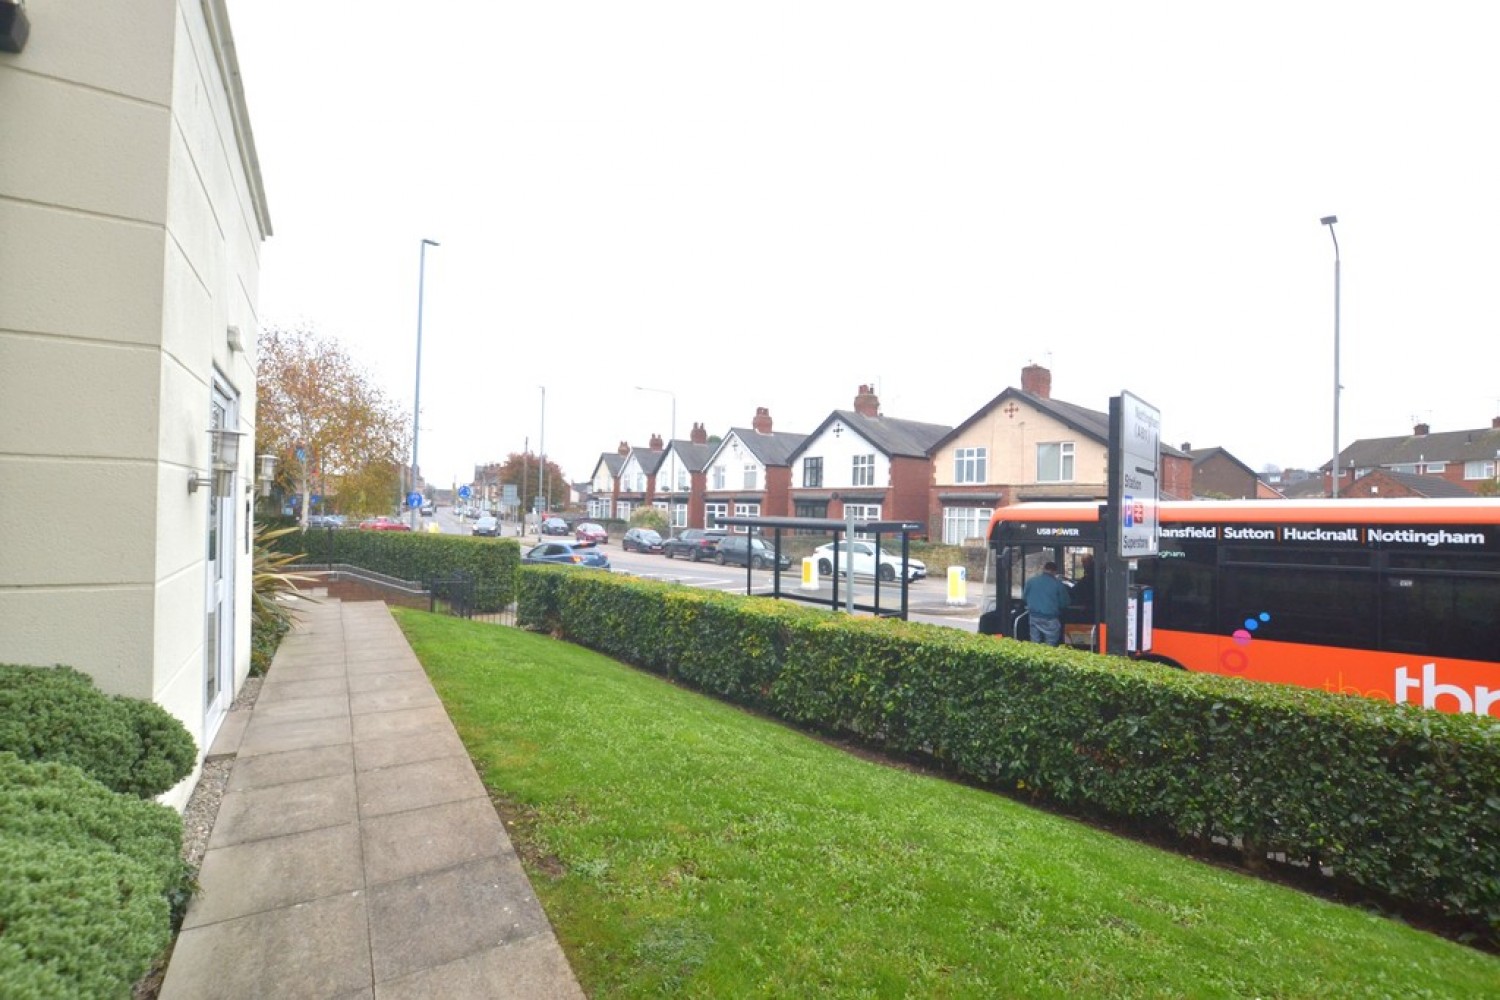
256 326 410 523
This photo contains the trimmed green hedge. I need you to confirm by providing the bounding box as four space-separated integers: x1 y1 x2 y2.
0 665 197 798
0 753 191 998
280 528 520 612
517 567 1500 940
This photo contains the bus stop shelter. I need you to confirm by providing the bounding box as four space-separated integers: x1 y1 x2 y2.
708 515 924 620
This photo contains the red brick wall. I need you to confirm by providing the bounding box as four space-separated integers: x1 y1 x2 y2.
1160 454 1193 501
763 466 792 517
888 456 937 535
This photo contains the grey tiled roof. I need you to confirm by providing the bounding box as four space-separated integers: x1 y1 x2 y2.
670 440 717 473
1333 424 1500 471
725 428 808 467
933 387 1189 459
809 409 953 459
1350 470 1479 499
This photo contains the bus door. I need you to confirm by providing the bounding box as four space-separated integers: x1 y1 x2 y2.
987 543 1100 648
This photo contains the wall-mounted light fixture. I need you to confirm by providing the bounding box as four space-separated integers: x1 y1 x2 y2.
1 1 30 54
227 324 244 352
189 427 244 496
254 453 278 497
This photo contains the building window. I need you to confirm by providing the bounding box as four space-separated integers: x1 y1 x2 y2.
677 467 689 491
1464 460 1497 480
743 464 758 490
712 465 726 490
852 454 875 486
1037 441 1074 482
803 456 823 488
732 501 760 532
616 501 632 519
943 507 993 545
704 502 728 527
672 502 687 528
954 447 987 484
844 502 881 537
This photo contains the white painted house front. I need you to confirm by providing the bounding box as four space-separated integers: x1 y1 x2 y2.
0 0 270 809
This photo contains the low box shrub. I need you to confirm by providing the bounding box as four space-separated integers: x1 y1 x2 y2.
0 665 197 798
281 528 519 611
0 753 191 998
518 567 1500 940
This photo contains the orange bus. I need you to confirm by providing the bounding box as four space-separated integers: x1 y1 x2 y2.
984 498 1500 718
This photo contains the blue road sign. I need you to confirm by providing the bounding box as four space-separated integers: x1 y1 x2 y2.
406 492 423 509
458 485 472 499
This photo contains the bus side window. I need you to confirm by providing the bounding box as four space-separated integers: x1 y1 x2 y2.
1220 565 1377 651
1381 573 1500 663
1138 544 1214 633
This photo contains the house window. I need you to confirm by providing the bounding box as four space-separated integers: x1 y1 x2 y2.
803 456 823 488
616 501 632 519
672 502 687 528
844 503 881 537
852 454 875 486
677 467 689 491
1390 463 1417 475
733 501 760 532
1037 442 1074 482
943 507 993 545
1464 460 1497 480
743 464 758 490
712 465 726 490
704 502 728 527
954 447 987 484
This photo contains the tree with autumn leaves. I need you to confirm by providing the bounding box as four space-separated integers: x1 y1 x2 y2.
475 452 569 514
256 326 409 524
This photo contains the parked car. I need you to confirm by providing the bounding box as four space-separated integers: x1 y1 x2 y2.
812 540 926 582
662 528 726 561
575 521 609 544
359 516 411 532
715 534 791 570
541 517 570 536
307 514 347 528
421 500 435 517
622 527 664 553
522 541 611 569
472 515 501 537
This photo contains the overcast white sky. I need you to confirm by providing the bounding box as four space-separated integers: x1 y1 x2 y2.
227 2 1499 489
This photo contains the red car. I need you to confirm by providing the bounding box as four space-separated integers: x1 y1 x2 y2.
575 521 608 544
359 516 412 532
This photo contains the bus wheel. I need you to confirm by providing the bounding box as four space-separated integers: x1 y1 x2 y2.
1135 653 1186 670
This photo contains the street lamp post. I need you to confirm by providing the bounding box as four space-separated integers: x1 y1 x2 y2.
1320 215 1340 498
411 237 439 528
538 386 547 524
636 385 676 529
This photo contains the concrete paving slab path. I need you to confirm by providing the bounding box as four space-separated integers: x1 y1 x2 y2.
161 599 585 999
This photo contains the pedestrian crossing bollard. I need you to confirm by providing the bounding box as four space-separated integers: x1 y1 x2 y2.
801 557 820 591
946 566 967 606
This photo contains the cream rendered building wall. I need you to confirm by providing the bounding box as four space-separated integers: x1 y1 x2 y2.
0 0 269 808
935 405 1107 488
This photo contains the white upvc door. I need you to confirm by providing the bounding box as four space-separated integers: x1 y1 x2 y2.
204 382 238 735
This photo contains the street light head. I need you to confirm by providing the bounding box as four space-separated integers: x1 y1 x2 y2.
422 238 440 247
1320 215 1338 226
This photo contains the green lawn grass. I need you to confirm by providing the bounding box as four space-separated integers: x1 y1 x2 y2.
395 609 1500 999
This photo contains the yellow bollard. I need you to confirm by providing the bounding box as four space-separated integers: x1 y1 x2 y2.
801 557 820 591
946 566 967 606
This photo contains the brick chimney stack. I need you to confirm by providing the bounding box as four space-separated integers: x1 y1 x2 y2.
690 422 707 444
1414 423 1430 437
752 407 773 434
649 433 663 451
618 440 630 455
853 384 880 417
1493 416 1500 429
1021 364 1052 399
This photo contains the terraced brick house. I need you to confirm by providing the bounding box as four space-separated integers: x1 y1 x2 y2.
787 387 951 533
927 366 1193 543
1326 419 1500 496
701 409 807 532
